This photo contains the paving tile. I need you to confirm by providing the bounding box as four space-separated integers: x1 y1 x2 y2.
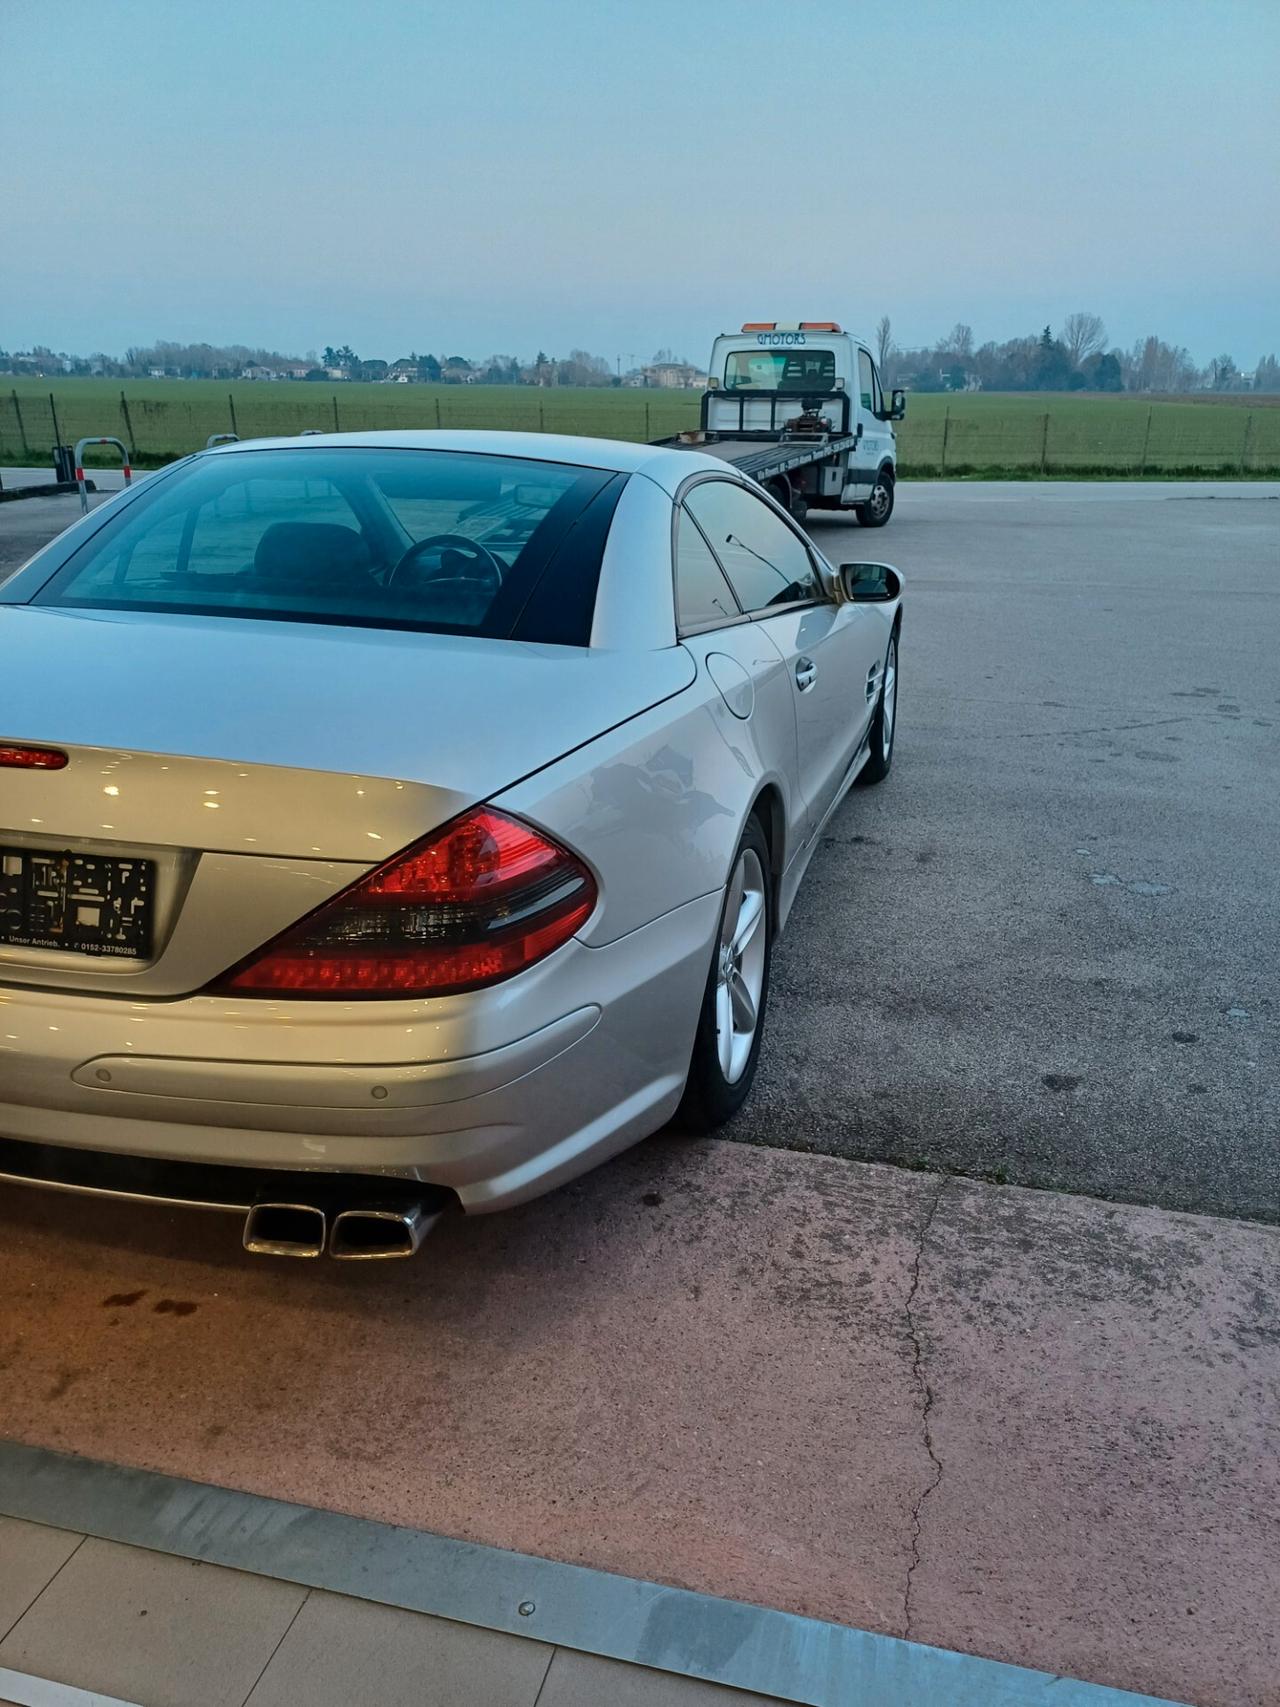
245 1590 552 1707
0 1518 83 1640
537 1649 794 1707
0 1538 306 1707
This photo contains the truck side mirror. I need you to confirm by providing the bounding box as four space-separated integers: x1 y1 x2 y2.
889 389 907 420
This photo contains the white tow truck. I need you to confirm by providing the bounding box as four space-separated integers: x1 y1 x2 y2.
656 321 906 527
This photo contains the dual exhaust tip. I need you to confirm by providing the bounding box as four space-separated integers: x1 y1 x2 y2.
243 1198 439 1260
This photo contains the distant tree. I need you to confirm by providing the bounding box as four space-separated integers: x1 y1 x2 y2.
875 315 893 372
1125 335 1201 393
322 346 339 368
1061 312 1107 368
1209 353 1239 390
417 353 441 381
1082 350 1124 392
304 368 327 381
1253 354 1280 393
944 364 968 391
941 322 974 360
1032 325 1073 390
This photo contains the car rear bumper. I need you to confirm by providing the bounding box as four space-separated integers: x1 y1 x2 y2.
0 891 720 1213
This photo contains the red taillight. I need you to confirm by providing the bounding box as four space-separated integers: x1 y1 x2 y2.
0 745 68 770
214 808 596 999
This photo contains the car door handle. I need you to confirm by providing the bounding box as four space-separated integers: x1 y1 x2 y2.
796 657 817 693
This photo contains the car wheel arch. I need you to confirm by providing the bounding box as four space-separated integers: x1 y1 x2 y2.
748 782 786 929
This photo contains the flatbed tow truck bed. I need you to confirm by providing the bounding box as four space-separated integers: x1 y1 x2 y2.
654 429 859 484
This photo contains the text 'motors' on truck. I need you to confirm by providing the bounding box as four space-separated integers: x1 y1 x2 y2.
658 321 906 528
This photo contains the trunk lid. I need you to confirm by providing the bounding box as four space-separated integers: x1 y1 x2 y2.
0 607 693 994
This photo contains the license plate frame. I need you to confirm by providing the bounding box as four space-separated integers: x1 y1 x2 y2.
0 846 156 959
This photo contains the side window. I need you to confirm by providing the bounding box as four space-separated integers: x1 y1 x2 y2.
675 509 741 631
869 360 885 418
858 349 875 413
683 481 821 615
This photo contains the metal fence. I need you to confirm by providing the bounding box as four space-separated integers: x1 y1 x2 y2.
901 402 1280 474
3 387 1278 475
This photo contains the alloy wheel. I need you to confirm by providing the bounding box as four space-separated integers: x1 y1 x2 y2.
715 847 767 1084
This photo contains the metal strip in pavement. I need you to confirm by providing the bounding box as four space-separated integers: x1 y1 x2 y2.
0 1441 1187 1707
0 1668 143 1707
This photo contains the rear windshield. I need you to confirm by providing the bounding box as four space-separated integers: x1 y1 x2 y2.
724 349 837 391
29 448 625 645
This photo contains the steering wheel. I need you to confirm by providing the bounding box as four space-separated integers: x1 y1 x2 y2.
388 533 504 602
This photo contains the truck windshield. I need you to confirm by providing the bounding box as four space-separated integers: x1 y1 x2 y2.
724 349 837 391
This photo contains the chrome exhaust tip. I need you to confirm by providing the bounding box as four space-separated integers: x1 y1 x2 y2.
329 1201 439 1260
243 1201 327 1258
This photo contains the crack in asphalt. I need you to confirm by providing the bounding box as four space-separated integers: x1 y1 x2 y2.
903 1175 948 1641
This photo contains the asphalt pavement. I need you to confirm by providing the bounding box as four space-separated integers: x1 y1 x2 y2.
772 483 1280 1221
2 478 1277 1221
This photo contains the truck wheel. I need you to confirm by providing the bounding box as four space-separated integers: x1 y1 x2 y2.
855 470 894 528
766 476 808 526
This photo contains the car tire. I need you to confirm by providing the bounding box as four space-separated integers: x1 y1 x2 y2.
766 476 807 525
858 628 899 785
855 468 895 528
676 815 773 1133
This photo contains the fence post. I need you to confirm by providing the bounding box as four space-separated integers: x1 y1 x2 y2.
1040 412 1050 475
940 405 950 475
119 391 137 459
434 397 441 428
540 401 546 432
48 393 62 456
1239 412 1254 474
644 401 650 440
1139 405 1153 475
11 391 30 459
228 393 238 437
331 395 340 432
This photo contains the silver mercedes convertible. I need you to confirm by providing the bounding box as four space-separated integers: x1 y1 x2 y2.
0 431 902 1257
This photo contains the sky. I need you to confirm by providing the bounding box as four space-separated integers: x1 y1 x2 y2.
2 0 1278 367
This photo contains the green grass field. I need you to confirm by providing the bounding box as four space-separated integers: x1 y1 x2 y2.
3 376 1278 476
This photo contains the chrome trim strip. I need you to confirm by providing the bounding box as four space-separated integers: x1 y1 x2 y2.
0 1442 1187 1707
0 1667 144 1707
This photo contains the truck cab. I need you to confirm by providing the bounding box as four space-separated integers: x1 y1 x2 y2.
699 322 905 524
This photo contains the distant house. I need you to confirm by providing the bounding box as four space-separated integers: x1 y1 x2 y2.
241 364 279 381
277 362 312 380
386 360 420 383
642 362 705 389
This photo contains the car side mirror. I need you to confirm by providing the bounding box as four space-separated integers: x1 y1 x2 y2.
839 562 901 603
889 389 907 420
